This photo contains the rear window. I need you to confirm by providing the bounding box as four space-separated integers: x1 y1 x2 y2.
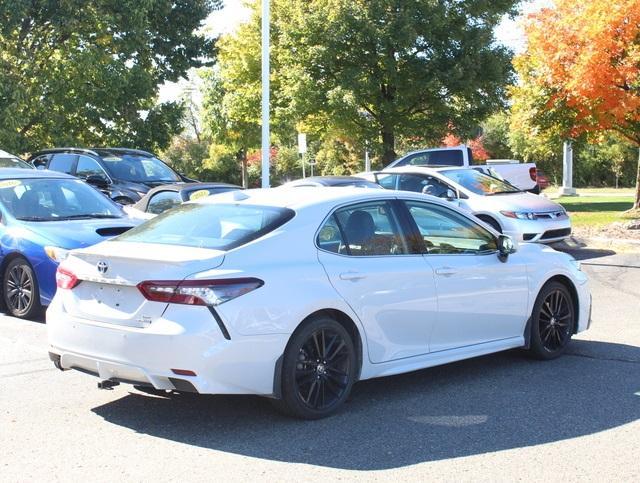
115 203 295 250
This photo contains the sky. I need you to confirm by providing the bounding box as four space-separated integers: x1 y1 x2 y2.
158 0 553 104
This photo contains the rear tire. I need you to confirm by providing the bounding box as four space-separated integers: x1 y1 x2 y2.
273 316 357 419
528 281 575 360
3 258 42 319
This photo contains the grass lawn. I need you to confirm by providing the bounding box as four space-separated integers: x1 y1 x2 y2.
556 196 637 227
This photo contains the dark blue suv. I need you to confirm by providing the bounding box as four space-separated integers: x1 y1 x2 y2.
28 148 194 205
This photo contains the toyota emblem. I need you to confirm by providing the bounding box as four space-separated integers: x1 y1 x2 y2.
97 261 109 274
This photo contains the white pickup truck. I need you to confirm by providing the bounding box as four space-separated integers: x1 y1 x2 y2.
385 145 540 193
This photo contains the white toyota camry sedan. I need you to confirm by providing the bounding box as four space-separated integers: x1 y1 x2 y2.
47 188 591 419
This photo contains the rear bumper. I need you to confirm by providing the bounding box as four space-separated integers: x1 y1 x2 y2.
46 298 289 395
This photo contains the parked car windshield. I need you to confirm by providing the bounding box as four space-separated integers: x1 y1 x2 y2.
0 156 33 169
116 203 295 250
440 169 521 195
0 178 122 221
101 155 181 183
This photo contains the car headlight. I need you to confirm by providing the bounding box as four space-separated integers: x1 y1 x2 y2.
44 246 70 262
500 211 537 220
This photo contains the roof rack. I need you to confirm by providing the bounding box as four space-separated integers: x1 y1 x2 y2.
98 147 155 157
34 147 100 157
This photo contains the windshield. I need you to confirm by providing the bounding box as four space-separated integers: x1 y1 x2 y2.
0 157 33 169
440 169 520 195
101 155 180 183
0 178 122 221
116 203 295 250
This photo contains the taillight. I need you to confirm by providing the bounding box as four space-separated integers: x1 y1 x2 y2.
56 267 80 289
137 278 264 306
529 166 537 182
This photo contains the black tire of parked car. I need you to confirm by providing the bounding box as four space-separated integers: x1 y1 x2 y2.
273 316 357 419
476 215 502 234
3 257 42 319
528 281 575 360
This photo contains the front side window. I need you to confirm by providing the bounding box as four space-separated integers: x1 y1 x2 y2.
147 191 181 214
319 201 407 256
0 178 122 221
100 155 180 183
116 203 295 250
76 156 108 179
404 201 497 255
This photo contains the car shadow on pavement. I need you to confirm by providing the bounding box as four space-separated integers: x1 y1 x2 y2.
91 339 640 470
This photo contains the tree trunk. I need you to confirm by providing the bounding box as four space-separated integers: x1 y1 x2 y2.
237 149 248 188
381 127 396 166
634 147 640 210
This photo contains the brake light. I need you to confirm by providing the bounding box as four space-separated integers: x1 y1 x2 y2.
529 166 537 182
56 267 80 289
137 278 264 306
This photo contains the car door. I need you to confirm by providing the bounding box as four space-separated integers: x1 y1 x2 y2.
317 199 438 363
400 200 529 353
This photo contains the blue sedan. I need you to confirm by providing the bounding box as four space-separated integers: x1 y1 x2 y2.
0 169 139 318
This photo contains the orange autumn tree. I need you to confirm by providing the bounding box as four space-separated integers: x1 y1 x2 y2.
521 0 640 209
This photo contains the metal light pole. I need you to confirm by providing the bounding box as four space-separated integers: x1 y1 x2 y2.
261 0 270 188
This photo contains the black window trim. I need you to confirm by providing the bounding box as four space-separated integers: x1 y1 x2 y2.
75 154 112 184
395 198 499 257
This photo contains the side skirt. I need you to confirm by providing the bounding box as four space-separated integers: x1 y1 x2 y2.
359 336 525 381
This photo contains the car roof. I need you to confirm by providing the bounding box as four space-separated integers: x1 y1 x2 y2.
0 149 19 158
145 182 241 195
0 168 75 180
30 147 157 158
198 186 448 211
376 166 461 175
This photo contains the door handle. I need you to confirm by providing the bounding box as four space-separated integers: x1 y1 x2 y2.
339 271 367 281
435 267 457 277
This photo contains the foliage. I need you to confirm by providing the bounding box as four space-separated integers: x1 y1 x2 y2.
480 112 514 160
520 0 640 207
202 0 517 170
0 0 219 154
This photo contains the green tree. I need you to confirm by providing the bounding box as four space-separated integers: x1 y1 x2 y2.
202 0 517 169
0 0 219 154
481 112 514 160
272 0 517 164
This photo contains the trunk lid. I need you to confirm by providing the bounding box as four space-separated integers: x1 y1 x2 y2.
59 241 225 327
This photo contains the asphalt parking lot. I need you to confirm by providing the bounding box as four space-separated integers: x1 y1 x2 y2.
1 249 639 482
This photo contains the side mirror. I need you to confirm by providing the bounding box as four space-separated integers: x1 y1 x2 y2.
445 188 457 201
497 234 515 262
85 174 109 189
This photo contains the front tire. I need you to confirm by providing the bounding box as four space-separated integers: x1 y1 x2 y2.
274 316 357 419
528 281 575 360
3 258 42 319
477 215 502 233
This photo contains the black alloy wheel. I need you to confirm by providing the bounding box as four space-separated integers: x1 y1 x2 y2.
3 258 42 319
529 281 575 360
274 317 357 419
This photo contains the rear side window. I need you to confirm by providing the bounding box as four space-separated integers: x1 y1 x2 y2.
317 201 407 256
116 203 295 250
147 191 181 214
49 154 76 173
398 150 464 167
